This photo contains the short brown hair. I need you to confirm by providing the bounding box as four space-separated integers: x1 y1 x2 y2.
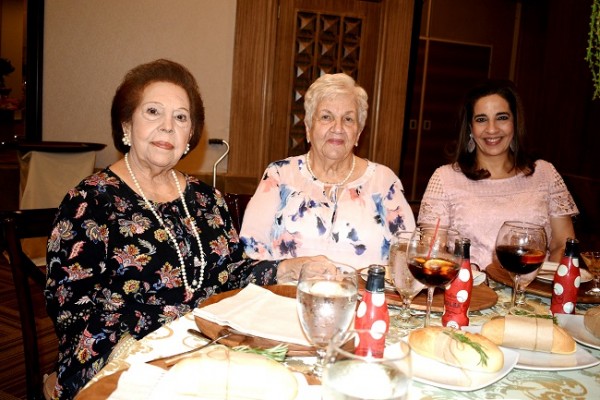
111 59 205 156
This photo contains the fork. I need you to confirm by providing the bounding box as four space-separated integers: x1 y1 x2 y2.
146 327 234 366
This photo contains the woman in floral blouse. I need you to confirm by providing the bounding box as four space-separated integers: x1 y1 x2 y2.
44 59 320 399
240 73 415 270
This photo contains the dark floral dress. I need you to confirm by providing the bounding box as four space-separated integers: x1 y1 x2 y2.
44 168 277 399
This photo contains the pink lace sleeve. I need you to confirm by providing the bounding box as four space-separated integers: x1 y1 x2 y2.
417 168 451 227
547 163 579 217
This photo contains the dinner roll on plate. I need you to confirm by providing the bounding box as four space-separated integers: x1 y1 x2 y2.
584 306 600 339
481 315 576 354
162 345 298 399
408 327 504 373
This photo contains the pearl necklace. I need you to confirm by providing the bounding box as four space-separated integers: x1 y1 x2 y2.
124 153 206 294
305 152 356 186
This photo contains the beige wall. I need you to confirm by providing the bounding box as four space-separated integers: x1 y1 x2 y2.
43 0 236 175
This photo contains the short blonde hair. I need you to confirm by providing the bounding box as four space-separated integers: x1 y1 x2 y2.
304 73 368 132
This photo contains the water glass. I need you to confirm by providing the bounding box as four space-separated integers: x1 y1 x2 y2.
296 261 358 377
389 230 424 331
322 329 412 400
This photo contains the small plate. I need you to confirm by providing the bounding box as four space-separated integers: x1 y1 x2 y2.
410 343 519 391
536 261 593 283
463 326 600 371
556 314 600 350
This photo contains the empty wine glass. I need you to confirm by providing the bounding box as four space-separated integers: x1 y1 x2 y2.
406 226 461 327
322 329 412 400
389 230 424 331
296 261 358 377
581 251 600 296
494 221 547 314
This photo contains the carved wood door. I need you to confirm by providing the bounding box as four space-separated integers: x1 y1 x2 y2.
228 0 415 193
268 0 384 162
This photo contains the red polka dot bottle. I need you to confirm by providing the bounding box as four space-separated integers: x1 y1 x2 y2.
550 238 580 315
442 238 473 328
355 264 389 357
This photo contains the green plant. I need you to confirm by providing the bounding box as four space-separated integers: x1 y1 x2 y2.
0 57 15 87
587 0 600 99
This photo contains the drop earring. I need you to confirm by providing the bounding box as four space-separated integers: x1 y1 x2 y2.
183 143 190 155
122 133 131 147
509 141 515 151
467 134 475 153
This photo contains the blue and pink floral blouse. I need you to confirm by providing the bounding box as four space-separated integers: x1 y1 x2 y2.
45 168 277 399
240 155 416 269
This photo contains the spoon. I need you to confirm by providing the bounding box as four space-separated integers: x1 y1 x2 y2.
147 327 234 365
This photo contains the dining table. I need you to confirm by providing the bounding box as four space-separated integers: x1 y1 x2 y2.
75 264 600 400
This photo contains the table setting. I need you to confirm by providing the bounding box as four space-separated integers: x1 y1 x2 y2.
74 224 600 400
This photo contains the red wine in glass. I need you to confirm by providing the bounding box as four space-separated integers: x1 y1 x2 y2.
407 256 460 287
495 245 546 274
494 221 547 314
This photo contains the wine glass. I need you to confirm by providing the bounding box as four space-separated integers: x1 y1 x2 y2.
504 267 540 312
389 230 424 331
494 221 547 314
581 251 600 296
296 261 358 377
322 329 412 400
406 226 461 327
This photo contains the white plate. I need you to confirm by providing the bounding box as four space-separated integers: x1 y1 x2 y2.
410 338 519 391
536 261 593 283
556 313 600 350
463 325 600 371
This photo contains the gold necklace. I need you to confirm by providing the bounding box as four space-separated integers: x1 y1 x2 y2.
305 152 356 186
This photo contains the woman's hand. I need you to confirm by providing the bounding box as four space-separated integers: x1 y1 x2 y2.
276 255 331 283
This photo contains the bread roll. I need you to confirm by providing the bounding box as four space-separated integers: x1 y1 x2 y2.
584 307 600 339
163 345 298 399
408 327 504 373
481 315 575 354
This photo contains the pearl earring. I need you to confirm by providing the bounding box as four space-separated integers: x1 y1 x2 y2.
122 133 131 147
183 143 190 155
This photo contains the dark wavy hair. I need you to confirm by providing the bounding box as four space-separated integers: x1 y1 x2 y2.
111 59 205 157
454 79 535 180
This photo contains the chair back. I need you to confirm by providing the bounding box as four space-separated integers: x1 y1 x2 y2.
224 193 252 232
1 208 57 400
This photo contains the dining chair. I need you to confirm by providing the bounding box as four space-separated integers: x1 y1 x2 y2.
1 208 58 400
224 193 252 233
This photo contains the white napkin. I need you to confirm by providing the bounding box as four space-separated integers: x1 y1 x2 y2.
472 270 486 286
193 284 311 346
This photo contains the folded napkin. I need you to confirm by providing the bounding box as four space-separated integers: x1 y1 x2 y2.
472 270 486 286
193 284 311 346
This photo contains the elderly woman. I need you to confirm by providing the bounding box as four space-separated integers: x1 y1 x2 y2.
240 73 415 271
418 79 578 270
44 59 315 399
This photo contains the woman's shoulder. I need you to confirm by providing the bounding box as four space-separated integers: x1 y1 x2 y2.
532 159 555 172
184 173 223 203
266 155 303 169
429 163 465 181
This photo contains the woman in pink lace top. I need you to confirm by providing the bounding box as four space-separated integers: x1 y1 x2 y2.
418 80 578 269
